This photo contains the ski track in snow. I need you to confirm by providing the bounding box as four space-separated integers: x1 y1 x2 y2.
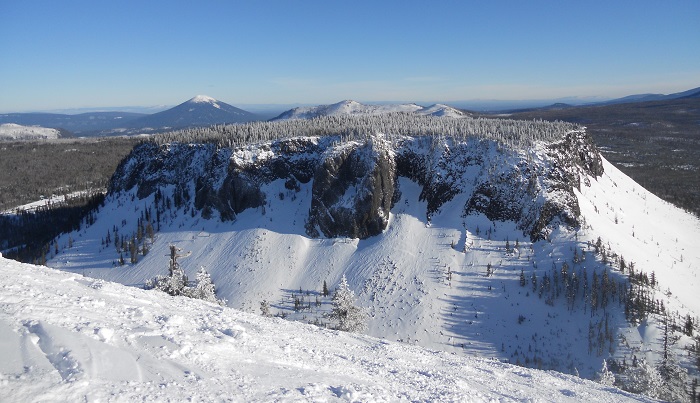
0 257 653 402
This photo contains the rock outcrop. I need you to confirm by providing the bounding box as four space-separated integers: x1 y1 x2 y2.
110 129 603 241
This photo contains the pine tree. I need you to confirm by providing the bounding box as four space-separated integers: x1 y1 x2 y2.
149 245 189 296
621 357 662 399
657 315 689 402
657 352 689 403
260 300 271 317
597 359 616 387
322 280 329 297
192 266 223 305
330 275 366 332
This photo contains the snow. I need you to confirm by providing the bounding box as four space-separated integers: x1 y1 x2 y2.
273 100 424 120
1 191 95 215
272 100 468 121
188 95 222 109
189 95 218 104
576 158 700 315
41 134 700 392
0 256 652 402
416 104 466 118
0 123 60 140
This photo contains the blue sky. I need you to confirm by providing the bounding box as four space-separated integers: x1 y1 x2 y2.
1 1 698 112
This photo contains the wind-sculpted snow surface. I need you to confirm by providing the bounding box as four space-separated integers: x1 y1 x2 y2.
0 257 652 402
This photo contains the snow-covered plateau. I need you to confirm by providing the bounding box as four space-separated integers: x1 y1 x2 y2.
6 112 698 400
271 100 466 120
0 256 653 402
0 123 61 141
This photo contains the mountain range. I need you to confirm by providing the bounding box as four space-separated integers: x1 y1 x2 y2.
1 85 698 137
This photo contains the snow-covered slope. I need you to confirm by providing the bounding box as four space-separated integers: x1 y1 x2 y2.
42 116 700 398
0 123 61 141
0 256 652 402
270 100 461 120
271 100 469 121
416 103 467 118
271 100 423 120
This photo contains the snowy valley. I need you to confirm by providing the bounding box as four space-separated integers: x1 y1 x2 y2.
4 111 700 401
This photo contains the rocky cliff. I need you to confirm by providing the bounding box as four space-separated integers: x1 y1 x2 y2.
110 119 602 241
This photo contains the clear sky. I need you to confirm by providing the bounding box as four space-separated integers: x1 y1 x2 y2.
1 0 698 112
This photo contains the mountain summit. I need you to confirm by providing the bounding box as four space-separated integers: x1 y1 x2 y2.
131 95 258 129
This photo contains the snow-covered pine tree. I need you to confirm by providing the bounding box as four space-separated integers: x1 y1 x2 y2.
162 263 187 296
621 357 662 399
330 274 367 332
146 245 189 297
596 359 616 387
192 266 224 305
657 353 689 403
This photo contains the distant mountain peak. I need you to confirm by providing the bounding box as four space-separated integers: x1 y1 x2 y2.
129 96 258 129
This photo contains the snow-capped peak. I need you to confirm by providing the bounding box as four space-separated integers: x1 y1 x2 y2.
188 95 218 104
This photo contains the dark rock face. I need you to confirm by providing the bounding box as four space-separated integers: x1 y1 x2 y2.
396 139 484 220
464 131 603 240
306 139 396 238
109 130 603 241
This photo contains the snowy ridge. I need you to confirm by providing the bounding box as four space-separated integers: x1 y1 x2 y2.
0 257 651 402
271 100 469 121
416 103 466 118
0 123 61 140
271 100 424 120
